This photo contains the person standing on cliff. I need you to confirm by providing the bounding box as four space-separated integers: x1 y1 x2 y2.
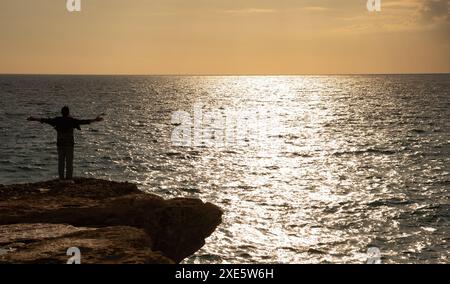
27 106 104 181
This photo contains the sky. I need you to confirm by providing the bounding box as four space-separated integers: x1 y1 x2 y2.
0 0 449 75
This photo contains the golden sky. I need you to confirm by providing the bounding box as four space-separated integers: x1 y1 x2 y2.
0 0 449 75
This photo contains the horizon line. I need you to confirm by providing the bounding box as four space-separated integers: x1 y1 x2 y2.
0 72 449 77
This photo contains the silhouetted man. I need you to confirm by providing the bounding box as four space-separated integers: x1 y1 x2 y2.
27 106 103 181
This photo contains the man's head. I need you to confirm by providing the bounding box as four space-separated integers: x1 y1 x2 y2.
61 106 70 117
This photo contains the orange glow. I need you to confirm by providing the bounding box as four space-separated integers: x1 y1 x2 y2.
0 0 448 75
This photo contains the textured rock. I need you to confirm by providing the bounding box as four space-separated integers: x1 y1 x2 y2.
0 178 223 264
0 224 174 264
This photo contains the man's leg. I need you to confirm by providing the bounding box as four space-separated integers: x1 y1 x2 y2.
65 146 74 180
57 147 65 180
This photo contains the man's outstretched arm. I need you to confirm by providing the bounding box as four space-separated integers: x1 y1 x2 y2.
27 117 42 122
27 117 56 125
76 116 104 125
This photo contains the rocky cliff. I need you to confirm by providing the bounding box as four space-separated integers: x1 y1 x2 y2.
0 178 223 264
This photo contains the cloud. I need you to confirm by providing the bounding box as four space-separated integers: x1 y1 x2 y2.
223 8 277 15
300 6 329 12
418 0 449 21
416 0 450 38
382 0 421 10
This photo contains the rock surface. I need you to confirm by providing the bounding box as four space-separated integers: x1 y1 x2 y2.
0 178 223 264
0 224 174 264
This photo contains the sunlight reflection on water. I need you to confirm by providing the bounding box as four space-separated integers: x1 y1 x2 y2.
0 74 449 263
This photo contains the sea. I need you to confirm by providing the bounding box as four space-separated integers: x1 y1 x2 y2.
0 74 449 263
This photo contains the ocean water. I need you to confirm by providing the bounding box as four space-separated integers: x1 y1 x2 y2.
0 74 449 264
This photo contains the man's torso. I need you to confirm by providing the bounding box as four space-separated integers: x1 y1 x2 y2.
52 117 80 147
